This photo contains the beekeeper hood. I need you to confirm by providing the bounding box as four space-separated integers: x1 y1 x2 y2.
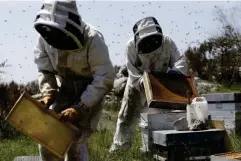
133 16 163 55
34 0 85 50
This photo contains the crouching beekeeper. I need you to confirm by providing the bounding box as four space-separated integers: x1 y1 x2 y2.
109 16 189 153
33 0 115 160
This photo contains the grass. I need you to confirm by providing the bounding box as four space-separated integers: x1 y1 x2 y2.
0 136 39 161
0 109 153 161
0 129 153 161
87 128 153 161
228 132 241 152
215 82 241 93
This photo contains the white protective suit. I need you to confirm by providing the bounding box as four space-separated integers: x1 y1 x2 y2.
109 17 189 152
33 1 115 161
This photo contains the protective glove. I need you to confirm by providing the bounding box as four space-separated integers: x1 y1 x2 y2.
168 69 182 75
139 77 144 90
59 102 91 128
39 95 55 109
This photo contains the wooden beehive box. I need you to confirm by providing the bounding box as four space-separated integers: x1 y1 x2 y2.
5 92 80 159
211 152 241 161
143 71 198 110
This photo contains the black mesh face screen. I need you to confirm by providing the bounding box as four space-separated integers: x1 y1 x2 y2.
65 22 84 45
35 24 79 50
68 12 81 26
137 34 163 54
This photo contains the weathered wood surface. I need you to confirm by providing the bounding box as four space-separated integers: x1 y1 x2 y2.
14 156 42 161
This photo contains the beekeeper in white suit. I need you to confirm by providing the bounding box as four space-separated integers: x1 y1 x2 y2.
33 0 115 160
109 16 189 152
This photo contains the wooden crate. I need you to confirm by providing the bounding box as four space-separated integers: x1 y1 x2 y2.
142 71 198 110
5 92 80 159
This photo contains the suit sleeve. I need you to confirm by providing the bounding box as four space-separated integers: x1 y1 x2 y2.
80 33 115 108
126 41 143 91
33 34 58 97
168 38 189 75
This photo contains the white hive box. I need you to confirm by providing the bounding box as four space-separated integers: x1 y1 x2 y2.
202 92 241 134
139 110 186 152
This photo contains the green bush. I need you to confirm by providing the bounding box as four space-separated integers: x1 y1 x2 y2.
0 81 39 139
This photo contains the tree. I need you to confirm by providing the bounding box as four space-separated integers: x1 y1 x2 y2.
185 5 241 88
0 59 11 81
24 80 39 95
212 5 241 87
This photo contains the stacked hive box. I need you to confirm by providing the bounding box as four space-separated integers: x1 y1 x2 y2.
202 93 241 134
140 71 199 153
140 111 186 152
152 129 226 161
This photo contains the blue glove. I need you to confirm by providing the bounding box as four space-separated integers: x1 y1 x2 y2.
168 69 182 75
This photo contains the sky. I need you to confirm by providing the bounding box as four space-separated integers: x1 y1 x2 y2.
0 0 240 84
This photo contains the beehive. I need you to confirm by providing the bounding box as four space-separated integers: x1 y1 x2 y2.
202 92 241 134
5 92 81 158
142 71 198 110
139 111 186 152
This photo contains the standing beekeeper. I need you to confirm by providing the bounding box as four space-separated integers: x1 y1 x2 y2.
109 16 189 153
33 0 115 160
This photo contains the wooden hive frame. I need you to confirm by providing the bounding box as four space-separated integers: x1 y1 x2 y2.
5 92 81 158
143 71 199 110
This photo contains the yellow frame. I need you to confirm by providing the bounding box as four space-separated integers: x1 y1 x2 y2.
5 92 81 158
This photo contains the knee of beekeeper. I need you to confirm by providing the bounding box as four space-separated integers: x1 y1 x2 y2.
123 78 141 95
117 88 143 119
123 81 145 107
